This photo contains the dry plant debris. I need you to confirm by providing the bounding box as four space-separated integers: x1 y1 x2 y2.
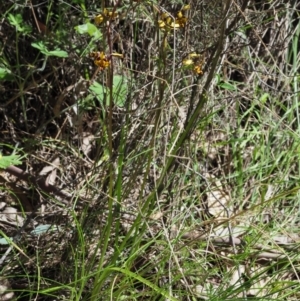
0 0 300 300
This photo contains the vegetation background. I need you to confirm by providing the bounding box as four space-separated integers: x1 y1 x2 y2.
1 0 300 300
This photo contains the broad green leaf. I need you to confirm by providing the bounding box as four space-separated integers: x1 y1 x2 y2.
7 13 22 26
89 81 107 105
31 41 48 53
75 23 102 39
72 0 85 4
7 13 32 34
216 74 237 91
113 75 127 107
89 78 128 107
0 67 14 81
218 81 237 91
47 49 68 57
31 41 68 57
0 237 10 245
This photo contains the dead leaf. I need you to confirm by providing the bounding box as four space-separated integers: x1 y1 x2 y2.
81 133 95 157
0 207 24 226
47 168 57 186
39 157 60 176
40 158 60 187
0 277 14 301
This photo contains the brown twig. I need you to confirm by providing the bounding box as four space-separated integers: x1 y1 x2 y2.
5 165 73 204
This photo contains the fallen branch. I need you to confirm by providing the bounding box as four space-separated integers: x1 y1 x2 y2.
5 165 73 204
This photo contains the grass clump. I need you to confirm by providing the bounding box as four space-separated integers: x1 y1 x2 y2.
1 0 300 300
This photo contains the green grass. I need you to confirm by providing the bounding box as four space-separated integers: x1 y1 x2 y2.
1 0 300 300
